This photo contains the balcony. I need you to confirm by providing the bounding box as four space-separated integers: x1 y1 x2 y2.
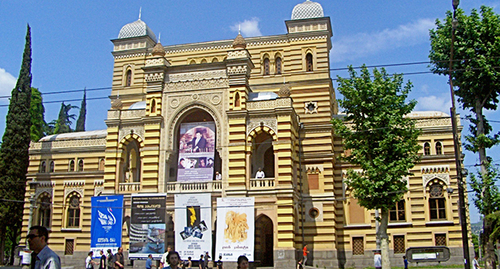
119 182 141 192
249 178 275 190
166 181 223 193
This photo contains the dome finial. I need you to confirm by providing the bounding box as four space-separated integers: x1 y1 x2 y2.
139 7 142 20
158 32 161 43
238 24 241 35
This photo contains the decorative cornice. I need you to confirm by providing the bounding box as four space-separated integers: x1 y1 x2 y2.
165 78 228 91
145 72 164 82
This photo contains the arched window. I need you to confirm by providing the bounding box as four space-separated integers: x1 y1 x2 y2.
389 200 406 222
212 58 219 63
150 99 157 114
424 142 431 155
429 183 446 220
37 194 51 227
125 69 132 87
122 140 141 182
67 194 81 228
263 58 270 75
49 161 55 173
40 161 46 173
234 92 241 107
435 141 443 155
69 160 75 172
78 159 84 171
99 159 105 171
275 57 282 74
201 59 207 64
189 60 196 65
306 53 313 71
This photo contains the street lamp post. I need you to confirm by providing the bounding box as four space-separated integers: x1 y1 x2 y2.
448 1 471 268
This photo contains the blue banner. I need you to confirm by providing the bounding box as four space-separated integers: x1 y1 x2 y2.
91 195 124 254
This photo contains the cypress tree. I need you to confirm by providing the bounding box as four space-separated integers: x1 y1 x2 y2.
76 89 86 132
30 87 46 141
0 25 32 265
53 102 76 134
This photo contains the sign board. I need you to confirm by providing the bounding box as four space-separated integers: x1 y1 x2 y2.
407 247 450 263
90 195 124 255
129 194 167 260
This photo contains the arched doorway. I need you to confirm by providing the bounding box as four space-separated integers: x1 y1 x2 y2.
255 215 274 267
251 132 275 178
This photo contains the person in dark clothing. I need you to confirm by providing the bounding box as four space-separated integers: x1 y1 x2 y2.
99 250 106 269
106 249 114 269
215 256 223 269
114 247 124 269
198 255 204 269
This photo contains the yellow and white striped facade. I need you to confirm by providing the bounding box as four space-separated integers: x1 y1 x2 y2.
22 1 471 268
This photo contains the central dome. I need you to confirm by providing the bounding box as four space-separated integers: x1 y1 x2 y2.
118 19 157 42
291 0 324 20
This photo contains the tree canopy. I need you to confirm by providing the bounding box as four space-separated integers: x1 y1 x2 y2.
30 87 46 142
75 89 86 132
53 102 77 134
332 66 420 269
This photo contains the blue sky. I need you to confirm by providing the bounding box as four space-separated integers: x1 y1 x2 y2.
1 0 500 223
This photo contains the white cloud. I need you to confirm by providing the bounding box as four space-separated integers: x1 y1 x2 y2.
0 68 16 102
331 19 435 63
230 17 262 37
415 95 451 113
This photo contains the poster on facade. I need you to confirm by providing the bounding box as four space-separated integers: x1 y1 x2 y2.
90 195 124 255
129 194 167 260
177 122 216 182
175 193 212 259
215 197 255 262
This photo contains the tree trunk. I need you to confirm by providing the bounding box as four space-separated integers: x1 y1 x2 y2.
0 227 5 265
475 99 495 269
379 209 391 269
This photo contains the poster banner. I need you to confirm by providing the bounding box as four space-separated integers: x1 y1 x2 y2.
90 195 124 255
175 194 212 259
129 194 167 260
177 122 216 182
215 197 255 262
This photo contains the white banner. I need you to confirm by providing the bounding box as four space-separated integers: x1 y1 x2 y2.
216 197 255 262
175 194 212 259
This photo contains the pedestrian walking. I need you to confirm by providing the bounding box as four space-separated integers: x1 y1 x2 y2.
198 255 204 269
215 256 223 269
86 251 98 269
203 252 210 269
403 255 408 269
114 247 124 269
99 250 106 269
27 225 61 269
374 250 382 269
106 250 114 269
146 254 157 269
473 255 481 269
302 244 309 265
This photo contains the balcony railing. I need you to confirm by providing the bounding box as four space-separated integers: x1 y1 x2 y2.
119 182 141 192
249 178 275 189
166 181 223 193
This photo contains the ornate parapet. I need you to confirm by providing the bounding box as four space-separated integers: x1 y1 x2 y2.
145 58 169 67
145 72 164 82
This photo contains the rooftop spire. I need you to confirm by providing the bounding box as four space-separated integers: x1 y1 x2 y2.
139 7 142 20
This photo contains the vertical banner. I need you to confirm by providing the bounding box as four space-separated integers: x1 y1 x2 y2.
215 197 255 261
175 194 212 259
177 122 216 182
129 194 167 260
91 195 124 255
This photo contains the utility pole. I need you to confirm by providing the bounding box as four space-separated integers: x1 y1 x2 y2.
447 1 471 268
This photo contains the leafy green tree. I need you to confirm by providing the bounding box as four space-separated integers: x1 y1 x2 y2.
429 6 500 268
53 102 77 134
0 25 32 265
332 66 420 269
30 87 46 141
75 89 86 132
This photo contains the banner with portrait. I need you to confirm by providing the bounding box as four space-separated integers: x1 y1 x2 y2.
129 194 167 260
90 195 124 255
215 197 255 262
175 193 212 259
177 122 216 182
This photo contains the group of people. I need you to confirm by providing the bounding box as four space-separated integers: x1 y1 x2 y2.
159 250 248 269
86 247 125 269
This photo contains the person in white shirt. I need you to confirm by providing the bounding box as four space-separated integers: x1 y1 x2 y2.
373 250 382 269
215 171 222 180
473 255 481 269
255 168 265 179
27 226 61 269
